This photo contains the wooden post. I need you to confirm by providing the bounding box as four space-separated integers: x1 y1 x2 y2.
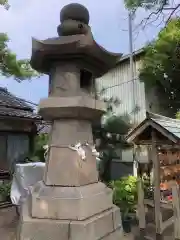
136 145 146 239
152 130 163 240
137 176 146 239
172 183 180 240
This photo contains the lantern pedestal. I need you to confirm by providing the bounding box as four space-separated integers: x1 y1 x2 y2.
17 3 123 239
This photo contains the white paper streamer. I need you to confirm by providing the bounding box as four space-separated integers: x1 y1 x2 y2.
43 144 49 160
69 142 86 160
43 143 101 166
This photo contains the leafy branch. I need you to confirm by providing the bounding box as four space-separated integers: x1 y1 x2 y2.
125 0 180 30
139 18 180 115
0 0 10 10
0 2 40 81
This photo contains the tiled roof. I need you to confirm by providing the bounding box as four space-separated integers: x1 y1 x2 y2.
0 107 41 119
0 87 41 120
148 112 180 140
126 112 180 144
37 122 51 134
0 87 33 110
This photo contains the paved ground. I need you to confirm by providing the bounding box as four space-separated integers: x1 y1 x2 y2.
123 233 134 240
0 206 18 240
0 206 135 240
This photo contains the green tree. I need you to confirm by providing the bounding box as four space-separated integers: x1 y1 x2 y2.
137 18 180 116
0 0 9 10
124 0 180 27
0 2 38 81
30 134 49 162
124 0 169 11
93 114 132 183
94 88 132 182
124 0 180 116
125 0 168 11
93 87 138 182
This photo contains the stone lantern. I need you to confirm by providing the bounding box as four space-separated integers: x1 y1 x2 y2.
18 3 123 240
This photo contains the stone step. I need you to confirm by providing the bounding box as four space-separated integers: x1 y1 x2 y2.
146 205 173 224
144 236 154 240
144 223 174 240
18 199 123 240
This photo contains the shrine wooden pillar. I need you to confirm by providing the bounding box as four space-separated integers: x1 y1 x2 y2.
136 147 146 239
152 130 163 240
137 177 146 239
172 183 180 240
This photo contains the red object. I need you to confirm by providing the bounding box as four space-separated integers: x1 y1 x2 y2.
167 195 172 200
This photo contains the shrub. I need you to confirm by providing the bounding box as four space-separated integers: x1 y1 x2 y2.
0 182 11 201
110 176 138 218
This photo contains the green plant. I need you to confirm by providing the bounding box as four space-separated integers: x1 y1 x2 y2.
93 114 132 183
28 134 49 162
0 182 11 200
0 0 40 82
110 176 138 218
138 18 180 116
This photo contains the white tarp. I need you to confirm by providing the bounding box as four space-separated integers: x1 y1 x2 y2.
10 144 100 206
10 162 45 205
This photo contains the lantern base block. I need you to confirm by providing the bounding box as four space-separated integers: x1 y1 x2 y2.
17 198 123 240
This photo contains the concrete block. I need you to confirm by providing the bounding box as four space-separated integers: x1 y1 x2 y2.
38 96 106 120
44 145 98 186
18 202 123 240
102 227 124 240
31 181 113 220
17 200 69 240
70 207 122 240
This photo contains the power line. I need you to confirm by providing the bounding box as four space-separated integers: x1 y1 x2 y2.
99 78 139 92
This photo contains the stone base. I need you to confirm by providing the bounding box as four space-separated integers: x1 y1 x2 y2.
31 181 113 220
38 96 106 121
17 200 123 240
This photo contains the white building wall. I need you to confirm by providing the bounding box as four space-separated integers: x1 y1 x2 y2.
96 58 146 124
96 57 148 166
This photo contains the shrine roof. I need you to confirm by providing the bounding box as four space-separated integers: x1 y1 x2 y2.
126 112 180 145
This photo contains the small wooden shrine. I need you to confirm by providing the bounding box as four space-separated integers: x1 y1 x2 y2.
126 112 180 240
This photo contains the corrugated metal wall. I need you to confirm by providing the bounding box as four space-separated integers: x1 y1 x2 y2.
96 58 146 124
96 57 149 170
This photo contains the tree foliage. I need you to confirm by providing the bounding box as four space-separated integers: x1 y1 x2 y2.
0 0 9 10
110 176 138 216
93 88 133 182
0 1 39 81
0 34 38 81
30 134 49 162
138 18 180 115
124 0 180 28
125 0 168 11
93 110 132 182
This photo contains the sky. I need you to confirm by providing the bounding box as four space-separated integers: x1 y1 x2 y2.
0 0 163 104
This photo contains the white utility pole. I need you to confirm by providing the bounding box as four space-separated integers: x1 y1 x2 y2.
128 10 136 123
128 10 137 176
